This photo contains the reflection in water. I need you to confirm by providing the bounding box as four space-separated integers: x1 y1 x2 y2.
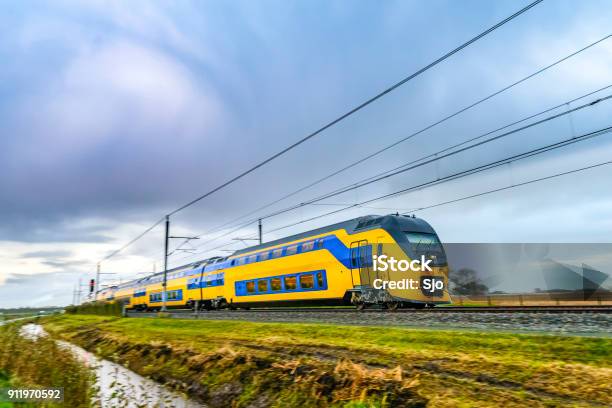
19 324 204 408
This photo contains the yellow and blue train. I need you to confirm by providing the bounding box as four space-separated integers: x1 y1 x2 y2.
96 214 451 310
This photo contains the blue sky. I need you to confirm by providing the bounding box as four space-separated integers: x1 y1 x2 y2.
0 0 611 307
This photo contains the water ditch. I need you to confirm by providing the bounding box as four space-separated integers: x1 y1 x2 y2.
17 323 205 407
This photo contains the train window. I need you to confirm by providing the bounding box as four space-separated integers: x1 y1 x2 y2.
316 239 324 249
246 281 255 294
286 245 298 256
259 251 270 261
360 246 373 267
270 278 282 291
248 255 257 263
317 272 324 288
258 280 269 293
351 249 359 268
284 276 297 290
301 241 314 252
272 248 283 258
299 274 314 289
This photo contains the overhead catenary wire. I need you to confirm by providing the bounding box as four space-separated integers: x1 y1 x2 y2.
170 90 612 261
294 94 612 206
163 1 550 260
177 124 612 260
91 0 545 269
166 0 544 219
177 35 611 245
313 83 612 199
246 160 612 217
100 216 165 262
190 159 612 260
400 159 612 215
260 125 612 235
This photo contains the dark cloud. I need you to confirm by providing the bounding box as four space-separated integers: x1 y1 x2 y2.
41 259 90 269
0 1 611 307
0 220 114 243
4 274 39 285
1 271 78 307
22 250 73 258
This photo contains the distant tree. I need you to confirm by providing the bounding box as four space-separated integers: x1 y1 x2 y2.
449 268 489 296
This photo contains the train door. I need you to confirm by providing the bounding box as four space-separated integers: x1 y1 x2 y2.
350 240 374 287
374 238 387 282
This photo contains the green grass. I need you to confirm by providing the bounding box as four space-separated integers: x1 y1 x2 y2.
44 314 610 366
42 315 612 407
65 301 123 316
0 322 93 408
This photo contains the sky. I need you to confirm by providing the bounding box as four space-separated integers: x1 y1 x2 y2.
1 0 611 307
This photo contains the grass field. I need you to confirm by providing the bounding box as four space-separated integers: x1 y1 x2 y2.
42 315 611 407
0 321 93 408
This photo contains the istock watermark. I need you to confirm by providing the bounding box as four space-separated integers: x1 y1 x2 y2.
372 255 433 272
371 255 445 296
372 277 445 294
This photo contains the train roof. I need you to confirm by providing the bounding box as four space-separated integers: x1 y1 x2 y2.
110 214 437 290
232 214 436 256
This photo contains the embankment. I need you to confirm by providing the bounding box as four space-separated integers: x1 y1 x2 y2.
42 315 611 407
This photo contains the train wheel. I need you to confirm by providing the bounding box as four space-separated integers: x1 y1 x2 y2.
384 302 399 311
355 302 367 311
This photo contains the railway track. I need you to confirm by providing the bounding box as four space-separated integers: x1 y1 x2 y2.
127 305 612 317
125 306 611 334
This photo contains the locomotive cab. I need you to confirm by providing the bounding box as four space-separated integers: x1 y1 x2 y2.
349 214 451 309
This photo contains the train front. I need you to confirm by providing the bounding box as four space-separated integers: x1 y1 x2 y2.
374 215 451 307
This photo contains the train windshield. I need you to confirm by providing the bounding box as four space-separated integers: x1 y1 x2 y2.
404 232 447 266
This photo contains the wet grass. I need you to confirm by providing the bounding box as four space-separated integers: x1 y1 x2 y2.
0 321 93 407
65 301 123 316
1 314 33 321
43 315 612 407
